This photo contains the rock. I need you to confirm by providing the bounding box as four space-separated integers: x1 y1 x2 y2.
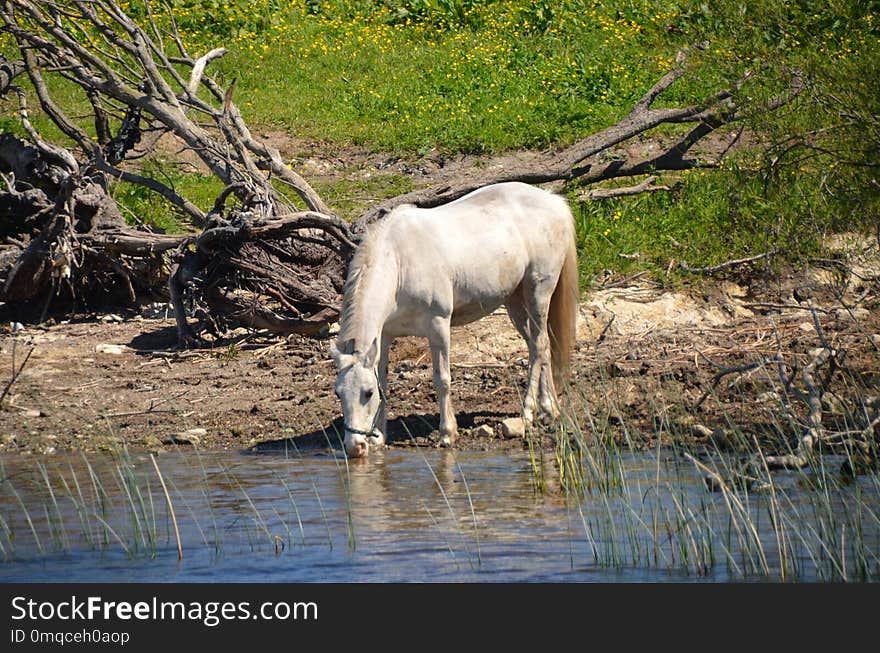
690 424 713 438
807 346 828 360
707 428 734 451
141 435 164 448
471 424 494 439
821 392 847 416
870 335 880 349
100 313 124 323
798 322 814 332
834 307 870 321
95 343 129 355
162 428 206 446
500 417 526 439
756 391 780 403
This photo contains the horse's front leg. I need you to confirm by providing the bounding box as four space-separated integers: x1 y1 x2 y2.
428 316 457 447
370 338 391 447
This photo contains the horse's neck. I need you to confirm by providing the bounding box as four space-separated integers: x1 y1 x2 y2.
346 255 398 352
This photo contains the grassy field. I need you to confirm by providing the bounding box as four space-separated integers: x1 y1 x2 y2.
3 1 878 279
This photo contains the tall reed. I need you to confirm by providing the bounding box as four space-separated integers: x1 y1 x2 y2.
536 351 880 581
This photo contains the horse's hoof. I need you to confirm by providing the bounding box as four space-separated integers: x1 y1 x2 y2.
438 434 455 448
537 411 557 427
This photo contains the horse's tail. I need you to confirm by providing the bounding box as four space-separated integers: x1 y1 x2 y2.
549 230 579 389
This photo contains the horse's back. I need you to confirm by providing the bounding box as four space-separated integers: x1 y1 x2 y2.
380 182 574 329
390 182 572 262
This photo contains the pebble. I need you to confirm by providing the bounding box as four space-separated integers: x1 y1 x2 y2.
821 392 847 416
500 417 526 439
162 428 207 446
835 307 870 321
471 424 495 439
691 424 713 438
95 343 129 355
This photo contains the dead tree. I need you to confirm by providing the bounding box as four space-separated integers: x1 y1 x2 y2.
0 0 353 339
0 2 800 346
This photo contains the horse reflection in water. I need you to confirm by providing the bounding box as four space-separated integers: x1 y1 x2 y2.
331 182 579 458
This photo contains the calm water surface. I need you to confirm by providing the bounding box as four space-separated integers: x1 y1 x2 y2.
0 448 877 582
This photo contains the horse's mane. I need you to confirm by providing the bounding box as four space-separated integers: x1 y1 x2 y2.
338 214 399 347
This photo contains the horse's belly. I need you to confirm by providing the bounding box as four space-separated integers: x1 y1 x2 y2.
450 298 504 326
448 258 523 325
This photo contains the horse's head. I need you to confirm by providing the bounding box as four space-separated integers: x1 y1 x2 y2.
331 338 382 458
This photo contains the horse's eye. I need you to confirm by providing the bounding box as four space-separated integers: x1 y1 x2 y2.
363 389 374 400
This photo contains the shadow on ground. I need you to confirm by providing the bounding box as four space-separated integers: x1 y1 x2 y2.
247 410 515 454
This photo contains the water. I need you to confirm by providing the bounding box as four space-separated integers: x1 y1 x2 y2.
0 447 878 582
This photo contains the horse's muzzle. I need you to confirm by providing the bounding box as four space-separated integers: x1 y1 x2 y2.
344 425 385 458
346 439 368 458
344 429 371 458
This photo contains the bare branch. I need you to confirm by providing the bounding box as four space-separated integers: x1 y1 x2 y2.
580 176 671 200
11 86 79 173
93 157 207 225
0 55 25 93
680 250 779 275
188 47 227 95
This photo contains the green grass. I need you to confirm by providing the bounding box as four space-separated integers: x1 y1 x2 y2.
312 174 415 222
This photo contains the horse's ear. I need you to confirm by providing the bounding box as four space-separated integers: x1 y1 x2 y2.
330 338 354 364
362 338 379 368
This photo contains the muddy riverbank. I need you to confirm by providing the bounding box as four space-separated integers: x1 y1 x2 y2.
1 248 877 457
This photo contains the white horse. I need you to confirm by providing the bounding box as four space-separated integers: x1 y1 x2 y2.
330 181 579 458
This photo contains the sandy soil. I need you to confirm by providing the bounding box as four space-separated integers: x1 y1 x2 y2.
1 248 878 457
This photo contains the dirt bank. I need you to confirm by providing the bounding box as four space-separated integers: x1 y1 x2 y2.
1 244 877 457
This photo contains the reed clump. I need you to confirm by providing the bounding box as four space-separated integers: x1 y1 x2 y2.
537 313 880 581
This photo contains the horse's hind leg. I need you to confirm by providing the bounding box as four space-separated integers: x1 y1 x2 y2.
507 294 540 423
427 315 458 447
517 279 560 424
